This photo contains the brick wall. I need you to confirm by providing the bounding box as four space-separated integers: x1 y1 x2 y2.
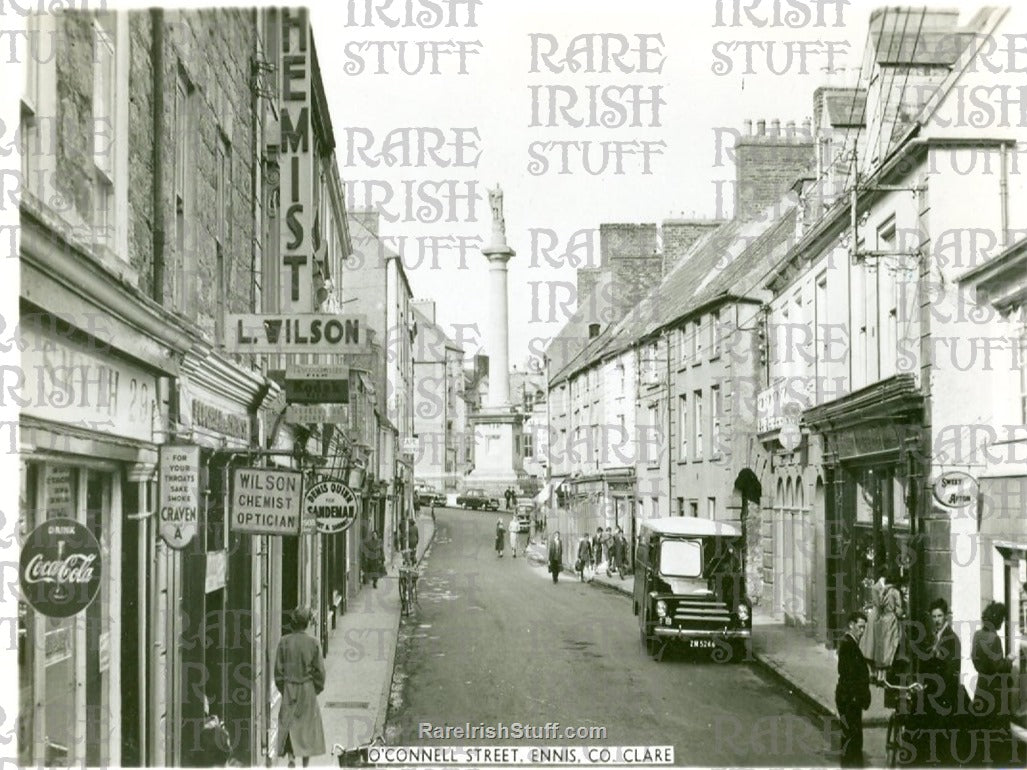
128 14 155 288
598 223 663 317
577 267 600 302
53 14 105 243
149 10 258 336
734 121 814 223
661 219 724 269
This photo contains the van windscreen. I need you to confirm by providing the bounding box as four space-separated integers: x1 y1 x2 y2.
659 539 702 578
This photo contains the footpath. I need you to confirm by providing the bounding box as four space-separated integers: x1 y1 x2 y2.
309 511 435 766
524 541 889 767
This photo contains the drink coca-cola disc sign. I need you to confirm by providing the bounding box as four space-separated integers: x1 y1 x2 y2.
19 518 102 618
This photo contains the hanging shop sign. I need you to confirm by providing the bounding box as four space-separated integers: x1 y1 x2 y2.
159 444 200 548
231 467 304 536
284 363 350 404
279 6 312 310
933 471 978 509
20 518 102 618
224 314 367 354
285 403 350 425
304 479 358 534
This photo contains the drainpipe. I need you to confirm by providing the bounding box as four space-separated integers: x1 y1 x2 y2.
1000 143 1010 247
151 9 165 304
666 331 673 516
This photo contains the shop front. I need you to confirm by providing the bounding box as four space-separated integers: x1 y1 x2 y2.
805 375 924 641
175 359 266 766
16 310 174 768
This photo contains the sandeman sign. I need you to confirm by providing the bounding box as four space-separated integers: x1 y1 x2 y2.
304 479 358 534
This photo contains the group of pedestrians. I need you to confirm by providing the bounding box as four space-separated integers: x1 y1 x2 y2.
835 592 1022 768
573 526 630 582
503 487 518 509
494 516 530 558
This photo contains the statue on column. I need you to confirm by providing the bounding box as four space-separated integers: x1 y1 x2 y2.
488 184 506 244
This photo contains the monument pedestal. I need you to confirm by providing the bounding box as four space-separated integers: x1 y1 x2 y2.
465 409 526 494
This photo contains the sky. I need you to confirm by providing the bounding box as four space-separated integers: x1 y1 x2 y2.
310 0 892 371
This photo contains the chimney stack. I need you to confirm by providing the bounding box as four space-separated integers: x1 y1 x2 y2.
733 115 815 222
743 119 752 136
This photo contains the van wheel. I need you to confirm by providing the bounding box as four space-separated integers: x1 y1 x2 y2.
640 615 658 658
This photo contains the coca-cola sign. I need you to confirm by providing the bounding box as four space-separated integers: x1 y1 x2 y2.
20 518 102 618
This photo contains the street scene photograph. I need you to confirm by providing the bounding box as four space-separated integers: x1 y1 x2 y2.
2 0 1027 767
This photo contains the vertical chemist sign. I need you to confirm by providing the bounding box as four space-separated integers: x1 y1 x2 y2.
159 445 200 548
280 7 312 311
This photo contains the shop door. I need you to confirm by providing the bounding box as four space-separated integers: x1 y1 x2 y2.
20 463 114 767
85 470 112 768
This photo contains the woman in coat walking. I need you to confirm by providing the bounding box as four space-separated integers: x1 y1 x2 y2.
494 518 506 558
274 608 326 768
870 571 904 683
363 528 385 588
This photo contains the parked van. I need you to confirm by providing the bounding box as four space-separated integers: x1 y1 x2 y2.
633 516 752 661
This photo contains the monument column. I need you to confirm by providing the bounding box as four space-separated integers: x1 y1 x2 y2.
465 184 525 493
484 186 512 407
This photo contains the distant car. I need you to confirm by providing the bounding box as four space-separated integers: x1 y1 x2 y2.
512 504 533 533
414 485 446 507
456 488 500 511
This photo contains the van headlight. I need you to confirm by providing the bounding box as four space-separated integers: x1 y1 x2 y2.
656 600 668 618
737 603 750 623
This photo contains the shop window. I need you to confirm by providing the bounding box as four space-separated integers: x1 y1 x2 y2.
20 462 113 767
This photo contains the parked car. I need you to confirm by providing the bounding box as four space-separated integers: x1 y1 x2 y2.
511 505 533 534
634 516 752 662
414 484 446 507
456 488 500 511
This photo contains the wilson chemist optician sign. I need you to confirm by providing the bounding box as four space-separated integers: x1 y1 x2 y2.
231 468 304 536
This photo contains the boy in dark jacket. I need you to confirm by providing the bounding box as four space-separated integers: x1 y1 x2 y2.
836 611 871 768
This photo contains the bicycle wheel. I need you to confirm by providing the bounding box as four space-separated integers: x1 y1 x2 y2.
399 576 409 616
885 713 901 768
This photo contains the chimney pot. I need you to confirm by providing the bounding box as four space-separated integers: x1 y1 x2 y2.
786 120 796 138
756 119 766 136
802 117 812 137
743 119 752 136
771 119 781 137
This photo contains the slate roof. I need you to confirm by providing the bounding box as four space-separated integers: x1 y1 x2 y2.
590 197 800 371
825 89 867 127
873 30 973 66
546 269 617 385
412 305 463 360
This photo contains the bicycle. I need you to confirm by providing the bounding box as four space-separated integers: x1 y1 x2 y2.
882 679 926 768
398 549 419 616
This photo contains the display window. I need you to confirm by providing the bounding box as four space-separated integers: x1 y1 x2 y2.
19 460 115 767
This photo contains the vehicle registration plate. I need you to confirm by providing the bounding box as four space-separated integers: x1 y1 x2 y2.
690 639 715 649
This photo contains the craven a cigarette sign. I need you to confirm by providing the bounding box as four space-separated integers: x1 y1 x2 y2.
159 445 200 548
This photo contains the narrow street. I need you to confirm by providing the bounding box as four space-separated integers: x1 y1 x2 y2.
386 508 836 766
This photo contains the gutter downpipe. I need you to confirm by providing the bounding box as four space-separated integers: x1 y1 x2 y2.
151 9 165 304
